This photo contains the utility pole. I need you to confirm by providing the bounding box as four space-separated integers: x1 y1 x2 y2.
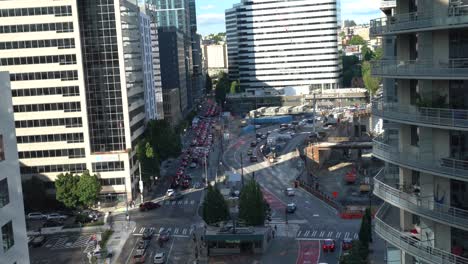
204 156 208 187
240 153 244 188
138 162 144 204
312 93 317 133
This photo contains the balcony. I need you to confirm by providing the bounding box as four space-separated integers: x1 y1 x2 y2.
372 98 468 130
370 5 468 36
375 203 468 264
371 59 468 79
372 138 468 181
374 168 468 230
380 0 396 9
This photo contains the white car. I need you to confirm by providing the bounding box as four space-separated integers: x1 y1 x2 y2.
153 252 166 263
46 213 67 221
27 212 47 220
285 188 295 196
166 189 175 197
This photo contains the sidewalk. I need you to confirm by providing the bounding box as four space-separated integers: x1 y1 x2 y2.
107 220 136 263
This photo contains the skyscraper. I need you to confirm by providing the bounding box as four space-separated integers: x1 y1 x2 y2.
0 72 30 264
0 0 146 203
370 0 468 263
226 0 342 93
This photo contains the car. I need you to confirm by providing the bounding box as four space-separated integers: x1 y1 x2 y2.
139 202 161 212
137 239 150 250
247 149 253 156
250 141 257 147
46 213 67 221
342 238 353 250
189 162 197 168
42 220 64 227
322 239 336 252
142 228 154 240
285 188 295 196
261 134 267 139
256 138 262 142
158 231 171 242
166 189 175 197
286 203 297 213
31 235 46 247
92 249 113 260
133 248 147 263
250 156 258 162
153 252 166 264
27 212 47 220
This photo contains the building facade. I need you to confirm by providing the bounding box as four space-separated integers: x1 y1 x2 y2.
226 0 341 93
203 44 228 76
162 88 182 128
0 0 146 204
140 11 158 122
0 72 30 264
370 0 468 263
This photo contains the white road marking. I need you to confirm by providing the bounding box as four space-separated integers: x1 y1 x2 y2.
319 231 325 237
167 237 175 262
313 214 319 217
178 201 183 205
336 232 341 238
184 200 188 204
312 231 317 237
159 227 164 233
304 230 310 237
140 227 145 234
190 200 195 204
166 227 172 233
327 231 333 237
354 233 359 239
171 201 176 205
132 226 137 233
189 227 194 234
174 228 179 234
297 231 302 237
182 229 187 235
345 232 350 238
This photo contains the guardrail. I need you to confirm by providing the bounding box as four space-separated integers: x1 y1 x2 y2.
371 98 468 129
371 59 468 79
370 6 468 36
375 203 468 264
372 139 468 180
373 169 468 230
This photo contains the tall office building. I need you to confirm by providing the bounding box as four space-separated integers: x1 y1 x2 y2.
0 72 30 264
370 0 468 263
226 0 341 93
0 0 146 204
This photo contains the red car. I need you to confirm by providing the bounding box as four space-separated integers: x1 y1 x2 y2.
139 202 160 211
322 239 336 252
342 238 353 250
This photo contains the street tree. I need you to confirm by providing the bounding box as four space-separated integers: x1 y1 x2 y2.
342 55 361 87
202 185 230 224
76 170 102 208
136 138 159 188
205 74 213 94
230 81 238 94
55 172 80 208
348 35 366 46
238 180 267 226
215 72 229 106
146 119 181 161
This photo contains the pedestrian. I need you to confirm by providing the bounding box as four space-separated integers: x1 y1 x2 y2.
272 230 275 238
274 225 277 232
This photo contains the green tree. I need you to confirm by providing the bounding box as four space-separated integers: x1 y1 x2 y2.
205 74 213 94
146 119 181 161
362 61 381 98
136 138 159 188
238 180 267 226
230 81 238 94
202 185 230 224
342 55 361 87
215 72 229 106
76 170 101 208
373 47 383 60
348 35 366 46
361 45 374 61
55 172 80 208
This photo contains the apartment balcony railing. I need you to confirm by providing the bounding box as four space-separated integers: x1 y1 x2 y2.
371 59 468 79
372 98 468 129
380 0 396 9
370 5 468 36
374 169 468 230
375 203 468 264
372 138 468 180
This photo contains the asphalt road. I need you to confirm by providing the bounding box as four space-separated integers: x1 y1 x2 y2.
222 122 361 264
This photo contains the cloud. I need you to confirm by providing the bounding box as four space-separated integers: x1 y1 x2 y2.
340 0 382 23
197 13 225 26
200 4 216 10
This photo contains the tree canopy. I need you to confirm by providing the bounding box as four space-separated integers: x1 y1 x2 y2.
76 171 102 208
238 180 267 226
230 81 238 94
205 74 213 94
343 20 357 27
215 72 230 106
362 61 380 97
348 35 366 46
342 55 361 87
202 185 230 224
55 170 101 209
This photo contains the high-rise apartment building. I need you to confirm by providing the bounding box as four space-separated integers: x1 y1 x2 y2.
0 0 146 204
226 0 341 93
370 0 468 263
203 43 228 75
0 72 30 264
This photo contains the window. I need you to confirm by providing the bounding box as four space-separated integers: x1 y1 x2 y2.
2 221 14 252
0 178 9 208
410 125 419 147
0 135 4 160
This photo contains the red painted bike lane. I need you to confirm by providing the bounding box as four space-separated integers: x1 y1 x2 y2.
262 188 286 211
296 241 320 264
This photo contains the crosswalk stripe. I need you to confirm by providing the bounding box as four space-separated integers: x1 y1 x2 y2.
354 233 359 239
178 201 183 205
171 201 176 205
336 232 341 239
297 231 302 237
184 200 188 204
304 230 310 237
319 231 325 238
132 226 137 233
164 201 170 205
312 231 317 237
182 229 187 235
190 200 195 204
159 227 164 233
327 231 332 237
345 232 350 238
166 228 172 233
189 227 194 234
140 227 145 234
174 228 179 234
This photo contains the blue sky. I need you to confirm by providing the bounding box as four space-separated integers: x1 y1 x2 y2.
196 0 383 36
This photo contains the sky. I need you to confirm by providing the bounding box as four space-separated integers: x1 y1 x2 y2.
196 0 383 36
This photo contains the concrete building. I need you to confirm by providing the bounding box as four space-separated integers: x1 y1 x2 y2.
203 44 228 76
0 72 30 264
0 0 146 204
225 0 341 92
370 0 468 263
162 88 182 128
